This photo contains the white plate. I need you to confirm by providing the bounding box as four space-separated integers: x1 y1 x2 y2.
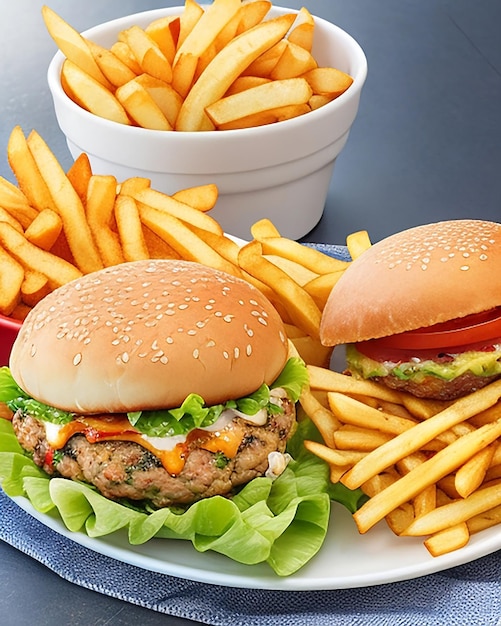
12 494 501 590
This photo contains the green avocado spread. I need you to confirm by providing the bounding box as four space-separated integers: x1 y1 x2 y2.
346 344 501 383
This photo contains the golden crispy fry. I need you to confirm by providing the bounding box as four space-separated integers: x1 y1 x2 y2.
242 40 287 77
145 16 180 65
121 25 172 83
61 60 131 125
424 523 470 557
236 1 272 34
172 183 218 212
87 40 136 88
257 236 349 274
118 177 151 196
346 230 372 260
188 225 241 267
225 75 271 96
176 13 296 131
303 271 345 309
0 222 82 290
302 67 354 98
110 41 142 74
24 209 63 251
85 174 124 267
20 270 51 308
287 7 314 51
116 79 172 130
303 440 365 468
42 5 112 89
0 207 24 233
343 381 501 492
307 366 404 403
333 426 394 452
27 130 104 273
0 247 24 315
250 218 281 239
142 225 181 259
132 74 183 128
0 176 38 228
132 187 223 234
291 336 332 368
177 0 204 49
66 152 93 205
299 387 340 447
353 419 501 533
114 194 149 262
264 254 318 286
139 204 237 274
172 0 241 97
270 41 317 80
207 77 312 127
7 125 57 213
454 444 496 498
238 240 322 340
216 103 310 130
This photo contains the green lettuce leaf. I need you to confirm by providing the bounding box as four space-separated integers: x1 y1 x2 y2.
0 415 339 576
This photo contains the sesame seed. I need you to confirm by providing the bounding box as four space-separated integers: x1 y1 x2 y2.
73 353 82 366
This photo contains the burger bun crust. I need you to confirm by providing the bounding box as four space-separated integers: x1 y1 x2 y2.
10 260 289 413
321 220 501 346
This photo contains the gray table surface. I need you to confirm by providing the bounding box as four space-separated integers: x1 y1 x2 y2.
1 1 500 624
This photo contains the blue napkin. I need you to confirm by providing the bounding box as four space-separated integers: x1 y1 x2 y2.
2 243 501 625
1 490 500 625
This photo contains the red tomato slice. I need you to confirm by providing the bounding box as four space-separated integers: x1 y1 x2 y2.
358 307 501 352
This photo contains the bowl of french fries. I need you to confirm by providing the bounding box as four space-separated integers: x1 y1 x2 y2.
44 1 367 240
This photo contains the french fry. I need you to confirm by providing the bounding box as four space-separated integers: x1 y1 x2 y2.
61 60 131 125
176 13 296 131
42 5 112 89
145 16 180 65
206 77 312 127
333 426 394 452
114 194 149 262
346 230 372 260
132 187 223 234
116 79 172 130
0 207 24 233
352 418 501 533
342 380 501 492
121 25 173 84
0 176 38 228
142 225 181 260
66 152 92 205
269 41 317 80
172 0 242 97
118 177 150 197
302 67 354 98
236 0 272 34
242 40 287 77
139 204 237 274
264 254 318 286
0 247 24 315
177 0 204 49
454 444 496 498
256 236 349 274
303 271 345 310
238 240 322 340
404 481 501 537
307 366 404 404
110 41 142 75
424 523 470 557
225 75 271 96
26 130 104 274
250 218 281 239
303 439 365 467
24 209 63 251
20 270 51 308
0 222 82 290
132 74 183 128
87 40 137 88
287 6 315 51
85 174 124 267
299 386 340 447
172 183 218 212
7 125 57 214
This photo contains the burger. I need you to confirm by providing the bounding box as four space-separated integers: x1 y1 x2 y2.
320 219 501 400
1 259 308 509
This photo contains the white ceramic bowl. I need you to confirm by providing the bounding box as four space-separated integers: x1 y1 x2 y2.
47 6 367 240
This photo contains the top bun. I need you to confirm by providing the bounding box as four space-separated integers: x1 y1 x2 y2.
10 260 289 413
321 219 501 346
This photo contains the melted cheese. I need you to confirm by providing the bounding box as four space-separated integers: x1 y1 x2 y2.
42 414 245 476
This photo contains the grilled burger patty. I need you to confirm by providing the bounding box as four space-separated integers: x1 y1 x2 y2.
12 398 295 508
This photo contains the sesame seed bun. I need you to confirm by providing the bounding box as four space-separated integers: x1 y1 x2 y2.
320 219 501 346
9 260 289 413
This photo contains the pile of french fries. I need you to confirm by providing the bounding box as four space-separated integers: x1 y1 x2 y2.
43 1 354 131
0 125 358 368
301 366 501 557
